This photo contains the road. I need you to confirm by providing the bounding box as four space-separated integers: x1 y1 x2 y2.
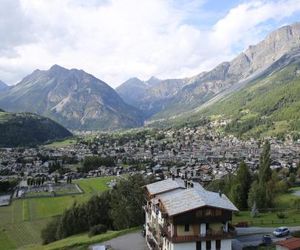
91 232 148 250
89 227 300 250
233 226 300 249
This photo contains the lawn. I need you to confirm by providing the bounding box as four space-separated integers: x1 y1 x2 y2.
0 176 117 249
43 138 77 148
74 176 116 195
233 186 300 227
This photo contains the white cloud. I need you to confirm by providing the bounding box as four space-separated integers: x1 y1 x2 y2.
0 0 300 87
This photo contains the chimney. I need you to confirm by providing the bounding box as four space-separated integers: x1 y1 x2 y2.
219 190 222 197
172 174 175 180
184 180 188 188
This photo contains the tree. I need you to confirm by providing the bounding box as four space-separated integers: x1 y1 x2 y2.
250 140 274 209
289 173 296 186
248 180 265 209
86 191 112 228
230 161 251 209
110 174 146 230
259 140 272 184
41 217 60 244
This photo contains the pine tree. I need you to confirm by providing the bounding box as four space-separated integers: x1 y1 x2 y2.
259 140 272 184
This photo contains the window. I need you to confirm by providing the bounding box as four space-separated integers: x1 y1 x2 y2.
216 240 221 250
196 241 202 250
206 240 211 250
184 224 189 232
215 209 222 216
205 209 212 216
196 210 203 217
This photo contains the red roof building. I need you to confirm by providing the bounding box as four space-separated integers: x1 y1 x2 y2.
276 237 300 250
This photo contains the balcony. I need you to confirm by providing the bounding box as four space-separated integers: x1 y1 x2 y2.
143 205 150 213
164 230 237 243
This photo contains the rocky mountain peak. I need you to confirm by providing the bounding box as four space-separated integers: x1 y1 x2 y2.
243 22 300 74
49 64 67 72
0 65 143 130
146 76 161 86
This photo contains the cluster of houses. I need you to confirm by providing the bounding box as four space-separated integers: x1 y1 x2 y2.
0 127 300 186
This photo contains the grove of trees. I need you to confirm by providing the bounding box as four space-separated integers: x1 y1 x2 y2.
208 140 296 210
41 174 148 244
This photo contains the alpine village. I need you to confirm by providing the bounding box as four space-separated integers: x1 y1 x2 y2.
1 1 300 250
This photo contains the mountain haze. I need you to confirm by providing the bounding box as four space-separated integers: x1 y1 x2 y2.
117 76 189 117
0 65 143 130
0 80 8 92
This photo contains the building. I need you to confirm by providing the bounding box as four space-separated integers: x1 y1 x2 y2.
276 237 300 250
144 178 238 250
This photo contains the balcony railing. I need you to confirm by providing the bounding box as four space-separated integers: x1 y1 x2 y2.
164 230 237 243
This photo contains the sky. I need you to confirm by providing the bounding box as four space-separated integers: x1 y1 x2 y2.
1 0 300 88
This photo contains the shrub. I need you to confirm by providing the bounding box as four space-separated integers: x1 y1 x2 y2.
277 212 287 219
88 224 107 237
292 230 300 237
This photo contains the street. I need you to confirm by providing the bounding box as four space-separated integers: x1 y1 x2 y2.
233 226 300 249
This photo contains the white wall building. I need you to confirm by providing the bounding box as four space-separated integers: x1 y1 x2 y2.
144 178 238 250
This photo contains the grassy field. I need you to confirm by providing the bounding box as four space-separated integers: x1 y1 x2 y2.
233 187 300 227
74 176 115 195
21 227 139 250
43 138 77 148
0 176 117 250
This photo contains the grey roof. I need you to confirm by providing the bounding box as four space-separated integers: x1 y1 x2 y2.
158 181 238 216
146 178 185 195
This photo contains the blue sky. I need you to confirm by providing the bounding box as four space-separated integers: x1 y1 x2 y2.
0 0 300 87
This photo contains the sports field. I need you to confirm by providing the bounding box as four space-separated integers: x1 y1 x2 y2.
0 176 116 250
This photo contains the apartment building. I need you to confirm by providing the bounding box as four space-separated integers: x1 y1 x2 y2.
144 178 238 250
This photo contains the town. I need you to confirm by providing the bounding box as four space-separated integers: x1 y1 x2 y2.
1 126 300 249
1 126 300 186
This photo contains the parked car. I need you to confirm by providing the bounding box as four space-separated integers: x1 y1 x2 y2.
273 227 290 237
262 234 272 245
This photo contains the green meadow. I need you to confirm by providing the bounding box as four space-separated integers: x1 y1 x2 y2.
233 187 300 227
0 176 116 250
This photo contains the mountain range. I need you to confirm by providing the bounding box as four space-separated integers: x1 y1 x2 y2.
1 22 300 135
0 65 143 130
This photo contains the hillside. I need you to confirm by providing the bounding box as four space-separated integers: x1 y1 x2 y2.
0 110 72 147
149 23 300 120
0 65 143 130
185 54 300 138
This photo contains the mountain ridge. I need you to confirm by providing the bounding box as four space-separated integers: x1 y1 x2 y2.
0 65 144 130
0 109 72 147
147 22 300 121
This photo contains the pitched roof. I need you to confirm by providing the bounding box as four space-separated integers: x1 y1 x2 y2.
157 181 238 216
276 237 300 250
145 178 185 195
